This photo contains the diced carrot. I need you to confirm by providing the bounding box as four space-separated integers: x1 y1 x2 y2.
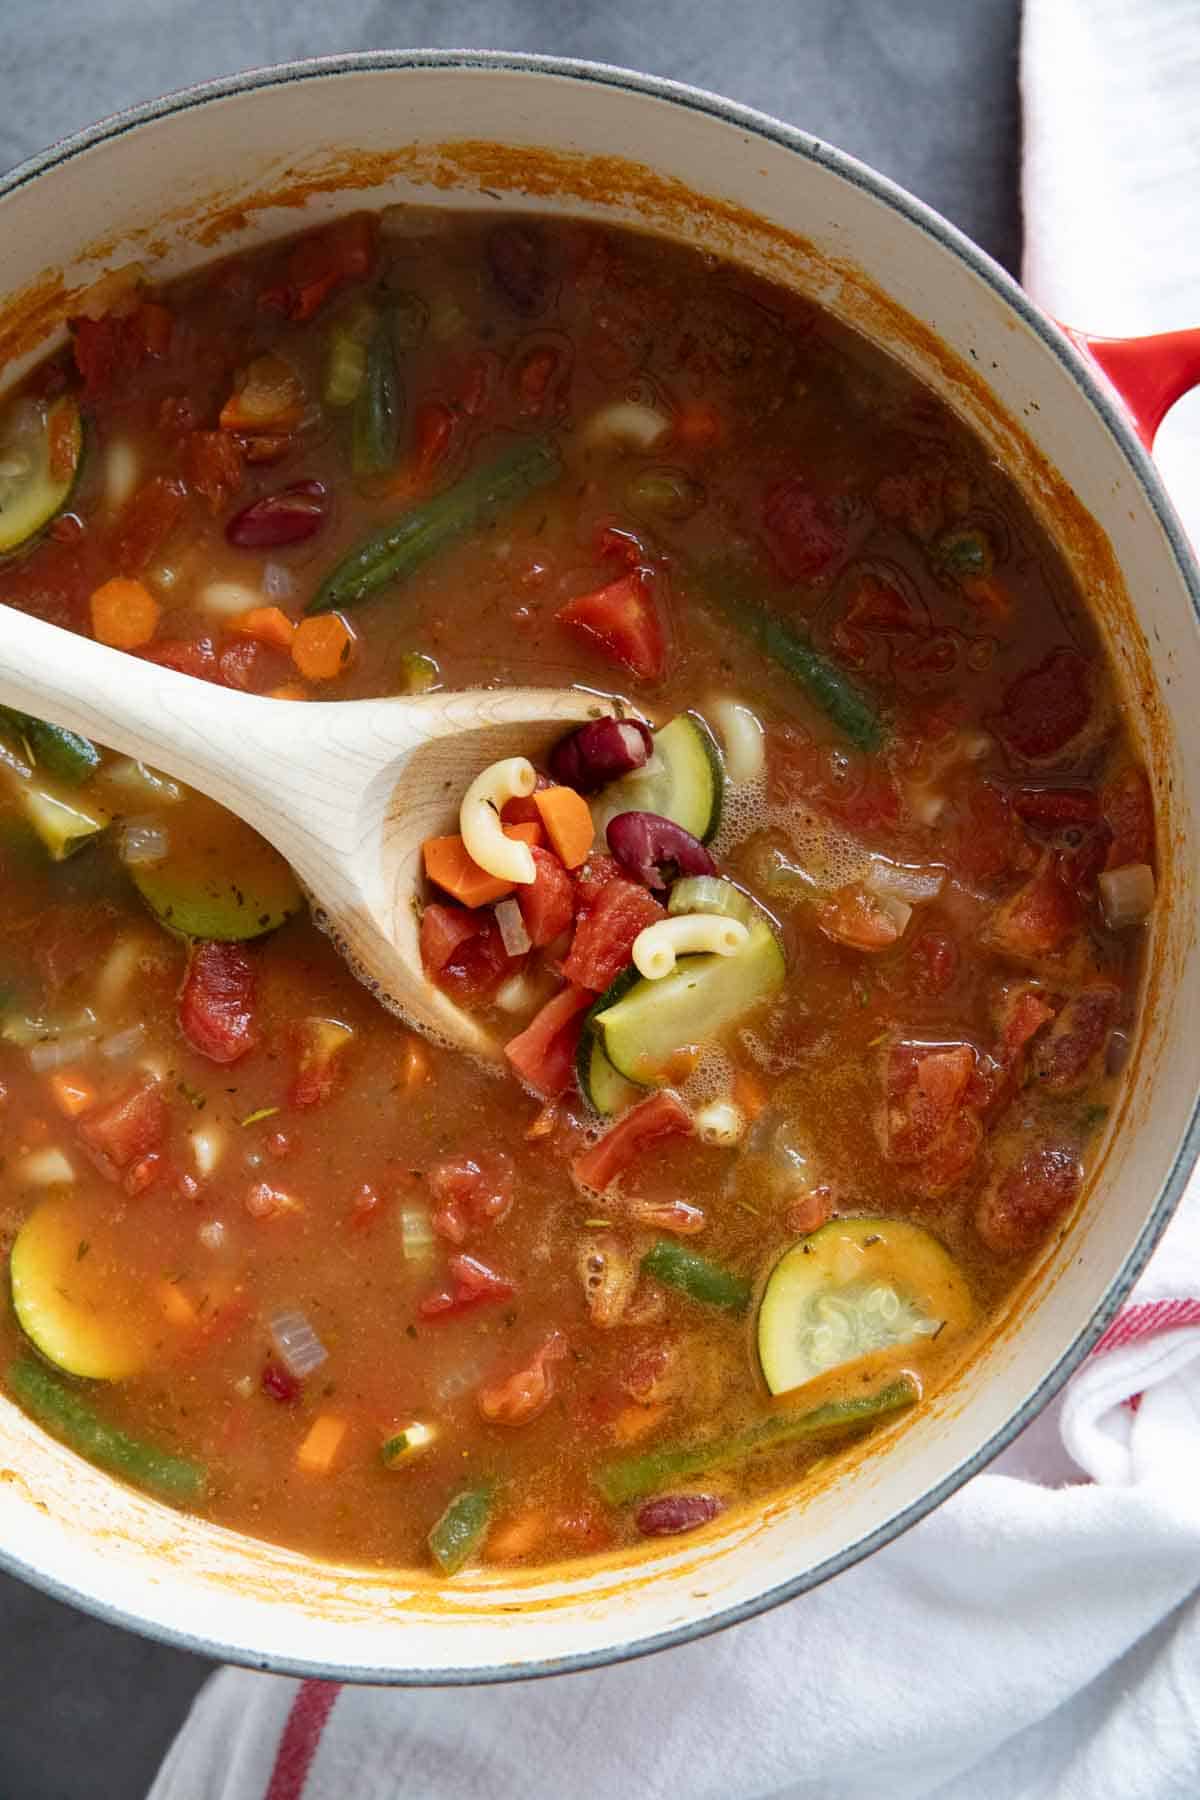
732 1068 767 1122
422 822 543 908
533 785 595 870
269 683 310 701
485 1509 549 1563
232 605 296 652
296 1413 348 1474
47 1070 96 1119
90 577 159 650
611 1401 669 1444
157 1281 199 1330
292 613 357 682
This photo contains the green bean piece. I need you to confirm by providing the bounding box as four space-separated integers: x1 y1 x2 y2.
310 435 562 615
0 708 100 786
594 1376 920 1506
427 1482 493 1575
641 1240 752 1312
699 558 885 753
352 316 403 477
8 1356 208 1501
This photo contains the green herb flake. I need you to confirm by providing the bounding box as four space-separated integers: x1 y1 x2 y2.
239 1106 280 1129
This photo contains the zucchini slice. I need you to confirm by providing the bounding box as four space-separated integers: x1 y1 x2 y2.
10 774 109 861
10 1196 153 1380
131 793 302 941
595 919 785 1086
0 392 84 555
575 968 641 1117
591 713 724 846
757 1217 974 1398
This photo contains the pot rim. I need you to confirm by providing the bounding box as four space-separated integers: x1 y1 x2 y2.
1 46 1196 1687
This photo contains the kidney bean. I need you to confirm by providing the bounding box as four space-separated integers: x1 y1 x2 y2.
486 222 551 315
226 480 327 549
606 810 715 892
261 1361 300 1403
635 1494 723 1537
549 717 653 793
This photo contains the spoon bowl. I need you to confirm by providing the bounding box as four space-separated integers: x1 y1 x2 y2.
0 602 612 1055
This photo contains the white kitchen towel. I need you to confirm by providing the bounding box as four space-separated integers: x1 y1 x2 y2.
149 9 1200 1796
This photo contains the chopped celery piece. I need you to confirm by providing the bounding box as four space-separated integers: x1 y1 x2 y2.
323 326 369 408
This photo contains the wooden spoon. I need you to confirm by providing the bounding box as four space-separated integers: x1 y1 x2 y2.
0 605 612 1056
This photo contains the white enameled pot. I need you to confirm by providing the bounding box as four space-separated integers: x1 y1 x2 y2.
0 52 1196 1685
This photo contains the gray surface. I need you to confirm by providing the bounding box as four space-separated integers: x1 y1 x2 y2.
0 4 1020 1795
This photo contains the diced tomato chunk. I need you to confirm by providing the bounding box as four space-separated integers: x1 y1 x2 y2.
420 903 480 977
975 1145 1082 1255
556 572 666 682
141 635 222 683
1102 766 1154 869
994 649 1094 763
879 1041 977 1165
516 848 575 948
1011 786 1100 831
562 877 665 992
504 986 593 1099
418 1252 515 1320
259 214 376 321
907 930 958 997
428 1152 515 1245
109 476 187 575
179 941 259 1065
994 982 1057 1057
77 1076 166 1181
816 882 904 953
420 906 519 1007
71 302 169 401
762 477 846 582
183 430 244 510
1030 985 1119 1093
477 1330 568 1425
984 854 1080 961
572 1089 693 1191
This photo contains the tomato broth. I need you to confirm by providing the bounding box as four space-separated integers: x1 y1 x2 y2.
0 209 1153 1575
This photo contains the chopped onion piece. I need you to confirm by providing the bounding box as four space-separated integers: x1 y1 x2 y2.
866 858 945 904
201 579 261 617
494 897 532 957
191 1128 225 1178
695 1099 747 1147
105 759 181 804
435 1358 486 1403
581 400 671 453
99 1023 145 1061
28 1033 96 1072
263 561 295 601
118 818 169 866
198 1219 227 1251
268 1309 328 1379
875 894 914 936
494 968 555 1015
400 1206 436 1262
104 439 140 512
1098 862 1155 929
17 1147 75 1185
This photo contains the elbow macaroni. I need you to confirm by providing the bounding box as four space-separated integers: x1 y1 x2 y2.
459 757 538 886
633 913 749 980
708 696 765 785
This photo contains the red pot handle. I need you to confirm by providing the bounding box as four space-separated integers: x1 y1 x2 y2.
1063 325 1200 449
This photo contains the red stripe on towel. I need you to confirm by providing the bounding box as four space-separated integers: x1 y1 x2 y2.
1093 1297 1200 1355
265 1679 342 1800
